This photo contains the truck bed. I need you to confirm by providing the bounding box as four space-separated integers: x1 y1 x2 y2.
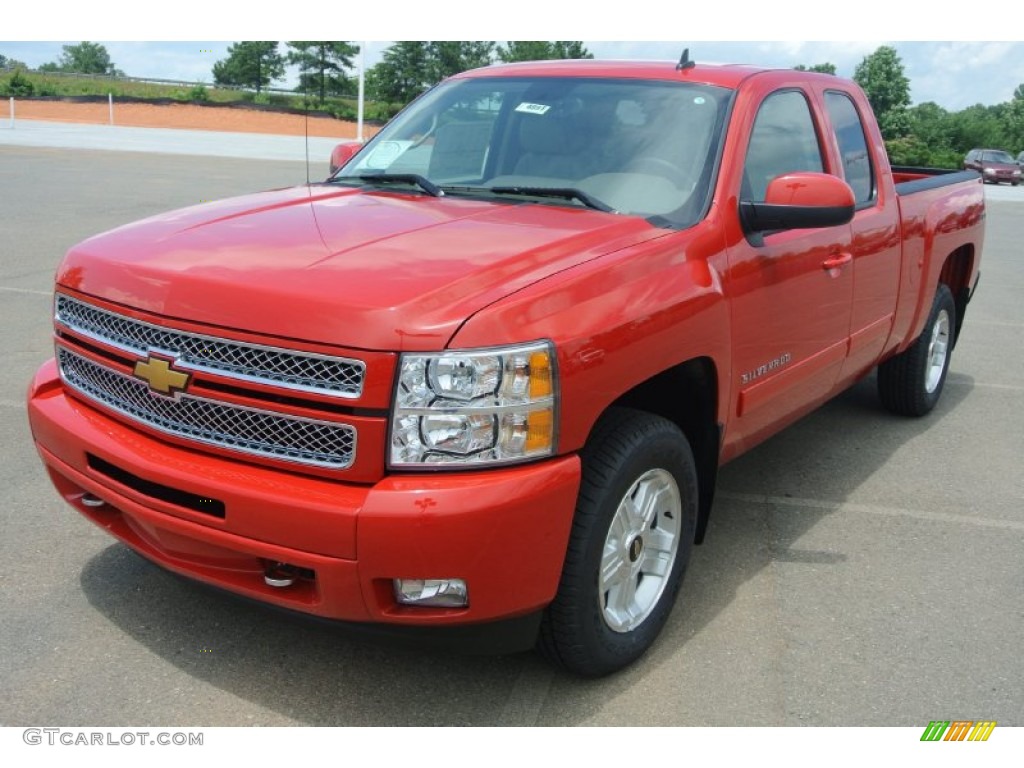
891 166 980 195
888 166 985 354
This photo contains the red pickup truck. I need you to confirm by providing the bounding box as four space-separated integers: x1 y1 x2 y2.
28 60 984 676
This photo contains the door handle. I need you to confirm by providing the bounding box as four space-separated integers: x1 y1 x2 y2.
822 252 853 271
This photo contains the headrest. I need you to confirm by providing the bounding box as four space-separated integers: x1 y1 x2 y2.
519 112 572 155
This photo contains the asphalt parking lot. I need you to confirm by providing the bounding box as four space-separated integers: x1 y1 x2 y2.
1 143 1022 726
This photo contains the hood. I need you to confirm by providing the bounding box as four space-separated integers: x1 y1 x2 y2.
59 185 665 351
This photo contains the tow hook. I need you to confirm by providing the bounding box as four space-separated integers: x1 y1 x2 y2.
263 562 299 588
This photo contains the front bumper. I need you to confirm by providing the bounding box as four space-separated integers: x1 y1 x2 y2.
28 360 580 645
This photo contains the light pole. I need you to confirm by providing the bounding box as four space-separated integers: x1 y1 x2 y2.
357 42 366 143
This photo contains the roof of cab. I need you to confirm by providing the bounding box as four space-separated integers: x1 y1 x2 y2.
450 59 774 90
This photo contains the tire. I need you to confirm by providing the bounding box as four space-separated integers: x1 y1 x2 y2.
538 408 697 677
878 283 956 416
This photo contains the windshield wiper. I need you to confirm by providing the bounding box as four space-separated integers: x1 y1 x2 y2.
488 186 615 213
355 173 443 197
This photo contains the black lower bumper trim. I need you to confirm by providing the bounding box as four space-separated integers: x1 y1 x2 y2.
174 572 543 656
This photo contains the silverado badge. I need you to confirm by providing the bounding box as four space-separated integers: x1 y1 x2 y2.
133 354 191 398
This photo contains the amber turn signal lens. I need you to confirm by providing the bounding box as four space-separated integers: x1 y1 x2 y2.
528 351 552 399
524 408 554 454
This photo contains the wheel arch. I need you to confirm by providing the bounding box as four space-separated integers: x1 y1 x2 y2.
604 356 721 544
938 244 974 346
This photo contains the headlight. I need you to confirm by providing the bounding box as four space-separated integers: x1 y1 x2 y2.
390 341 557 467
984 168 996 175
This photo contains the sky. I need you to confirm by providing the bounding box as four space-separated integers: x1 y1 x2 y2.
3 2 1021 112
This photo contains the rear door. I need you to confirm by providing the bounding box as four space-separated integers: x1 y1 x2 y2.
822 89 902 384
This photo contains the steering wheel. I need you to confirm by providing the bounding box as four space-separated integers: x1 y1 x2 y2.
409 113 439 149
627 157 685 184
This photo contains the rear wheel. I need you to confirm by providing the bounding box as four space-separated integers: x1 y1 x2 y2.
878 283 956 416
538 408 697 676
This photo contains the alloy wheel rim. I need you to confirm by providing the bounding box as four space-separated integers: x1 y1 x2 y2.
599 468 682 633
925 309 950 394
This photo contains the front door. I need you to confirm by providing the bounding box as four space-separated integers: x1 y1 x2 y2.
726 88 854 451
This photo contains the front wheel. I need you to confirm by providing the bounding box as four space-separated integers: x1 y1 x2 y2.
538 408 697 676
878 283 956 416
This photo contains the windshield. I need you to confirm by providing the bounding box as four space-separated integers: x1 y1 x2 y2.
982 150 1014 164
333 76 731 227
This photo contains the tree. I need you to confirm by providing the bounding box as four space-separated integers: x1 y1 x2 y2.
1005 97 1024 155
367 41 433 104
947 103 1009 152
0 69 34 96
794 62 837 75
854 46 911 140
367 42 496 104
0 54 28 70
889 102 962 168
42 42 124 76
907 102 951 145
287 41 358 103
427 41 495 81
551 42 593 60
497 42 552 62
498 41 592 63
213 42 284 94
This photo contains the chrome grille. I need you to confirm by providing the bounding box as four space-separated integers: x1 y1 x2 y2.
58 347 355 469
55 294 364 398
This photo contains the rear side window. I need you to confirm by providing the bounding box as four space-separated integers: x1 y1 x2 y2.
743 90 824 201
825 91 874 204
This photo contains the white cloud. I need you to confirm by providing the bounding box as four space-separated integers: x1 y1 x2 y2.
928 41 1016 72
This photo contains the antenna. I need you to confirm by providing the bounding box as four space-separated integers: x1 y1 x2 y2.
676 48 695 71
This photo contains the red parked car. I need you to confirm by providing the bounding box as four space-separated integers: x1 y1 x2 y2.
963 148 1021 185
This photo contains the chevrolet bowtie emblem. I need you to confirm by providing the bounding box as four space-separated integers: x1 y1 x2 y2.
133 354 191 397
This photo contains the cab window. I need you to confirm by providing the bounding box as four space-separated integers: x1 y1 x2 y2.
743 90 824 202
825 91 874 204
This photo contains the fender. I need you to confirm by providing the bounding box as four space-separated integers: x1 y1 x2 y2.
450 222 731 454
889 181 984 354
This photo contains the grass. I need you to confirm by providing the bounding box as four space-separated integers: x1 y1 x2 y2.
0 69 401 122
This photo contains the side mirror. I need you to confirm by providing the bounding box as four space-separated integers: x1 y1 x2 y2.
740 172 855 237
329 142 363 175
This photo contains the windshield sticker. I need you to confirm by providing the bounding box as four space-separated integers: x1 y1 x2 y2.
364 141 406 168
515 102 551 116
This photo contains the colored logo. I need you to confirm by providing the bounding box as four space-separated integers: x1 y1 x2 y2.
920 721 996 741
133 354 191 398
